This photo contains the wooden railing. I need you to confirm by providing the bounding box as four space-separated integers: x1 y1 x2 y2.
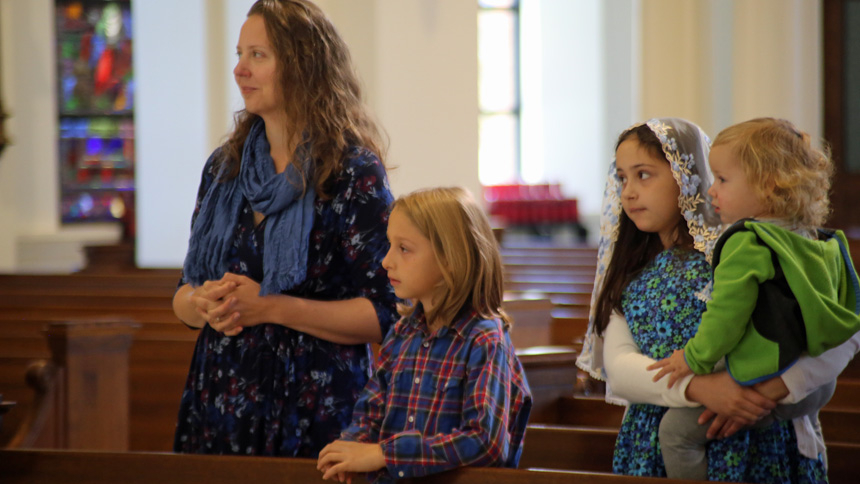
0 448 703 484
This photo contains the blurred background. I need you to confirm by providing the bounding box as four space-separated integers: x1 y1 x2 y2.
0 0 853 272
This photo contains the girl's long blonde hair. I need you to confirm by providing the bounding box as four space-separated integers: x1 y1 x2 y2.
712 117 833 228
392 187 511 330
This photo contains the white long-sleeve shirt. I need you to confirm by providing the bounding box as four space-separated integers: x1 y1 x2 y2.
603 310 860 460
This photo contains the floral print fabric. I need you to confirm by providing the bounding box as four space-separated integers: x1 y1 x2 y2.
174 147 399 457
612 248 828 483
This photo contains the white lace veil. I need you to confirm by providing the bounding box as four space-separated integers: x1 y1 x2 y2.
575 118 722 404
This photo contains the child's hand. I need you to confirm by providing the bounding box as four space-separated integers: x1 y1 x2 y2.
647 349 693 388
317 464 355 484
317 440 385 481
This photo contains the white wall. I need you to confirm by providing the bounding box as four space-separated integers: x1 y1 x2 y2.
369 0 480 199
0 0 826 271
134 0 479 268
640 0 822 140
134 0 211 268
729 0 822 139
321 0 480 200
521 0 605 216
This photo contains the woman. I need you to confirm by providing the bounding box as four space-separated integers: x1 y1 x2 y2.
172 0 398 457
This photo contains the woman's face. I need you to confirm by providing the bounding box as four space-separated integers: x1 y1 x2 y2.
615 138 682 249
234 15 281 120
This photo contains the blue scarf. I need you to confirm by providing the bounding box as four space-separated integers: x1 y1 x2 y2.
182 119 316 296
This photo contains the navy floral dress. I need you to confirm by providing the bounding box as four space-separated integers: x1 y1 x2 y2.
613 248 828 483
173 147 399 457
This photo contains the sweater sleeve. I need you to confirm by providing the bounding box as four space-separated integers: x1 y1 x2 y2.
780 329 860 404
685 231 774 374
336 152 399 340
604 311 697 407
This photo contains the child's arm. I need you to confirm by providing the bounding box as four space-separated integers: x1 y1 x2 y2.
338 345 391 445
684 231 775 374
379 335 521 479
648 349 693 388
316 380 387 482
603 312 697 406
317 329 398 479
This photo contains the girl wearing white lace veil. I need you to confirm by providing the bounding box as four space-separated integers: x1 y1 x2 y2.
574 118 829 482
576 117 721 400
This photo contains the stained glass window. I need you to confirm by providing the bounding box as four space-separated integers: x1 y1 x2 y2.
56 1 134 226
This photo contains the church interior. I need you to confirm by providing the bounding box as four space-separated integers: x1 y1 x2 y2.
1 1 859 483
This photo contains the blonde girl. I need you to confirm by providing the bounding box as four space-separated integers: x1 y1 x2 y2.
317 187 532 483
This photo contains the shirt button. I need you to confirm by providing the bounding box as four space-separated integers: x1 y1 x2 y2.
408 415 414 423
414 377 420 384
398 471 405 477
423 341 430 348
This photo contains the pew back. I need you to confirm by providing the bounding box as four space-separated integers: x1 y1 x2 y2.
0 449 705 484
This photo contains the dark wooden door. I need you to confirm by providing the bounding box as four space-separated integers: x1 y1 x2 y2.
825 0 860 235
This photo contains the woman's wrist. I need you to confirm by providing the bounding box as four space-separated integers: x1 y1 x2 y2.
685 374 703 403
174 284 205 328
267 293 297 327
753 377 790 401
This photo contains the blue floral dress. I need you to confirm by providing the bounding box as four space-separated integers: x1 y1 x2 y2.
612 248 828 483
174 147 399 457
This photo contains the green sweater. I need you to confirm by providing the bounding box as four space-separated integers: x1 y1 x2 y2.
684 220 860 385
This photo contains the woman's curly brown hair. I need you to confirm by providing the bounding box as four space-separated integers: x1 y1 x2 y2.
712 117 833 228
218 0 386 198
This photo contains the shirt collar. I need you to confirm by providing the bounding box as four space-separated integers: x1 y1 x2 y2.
400 303 480 339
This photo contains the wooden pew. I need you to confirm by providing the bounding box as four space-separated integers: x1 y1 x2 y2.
517 346 578 423
550 307 589 346
505 291 592 310
521 424 860 484
3 430 853 484
553 392 860 445
501 245 599 258
504 298 556 349
0 448 703 484
2 236 858 460
1 337 193 451
4 321 137 451
501 246 598 272
0 271 180 291
505 266 598 279
0 270 189 450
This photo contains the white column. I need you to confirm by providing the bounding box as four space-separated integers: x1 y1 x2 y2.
370 0 480 199
134 0 211 268
730 0 822 139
